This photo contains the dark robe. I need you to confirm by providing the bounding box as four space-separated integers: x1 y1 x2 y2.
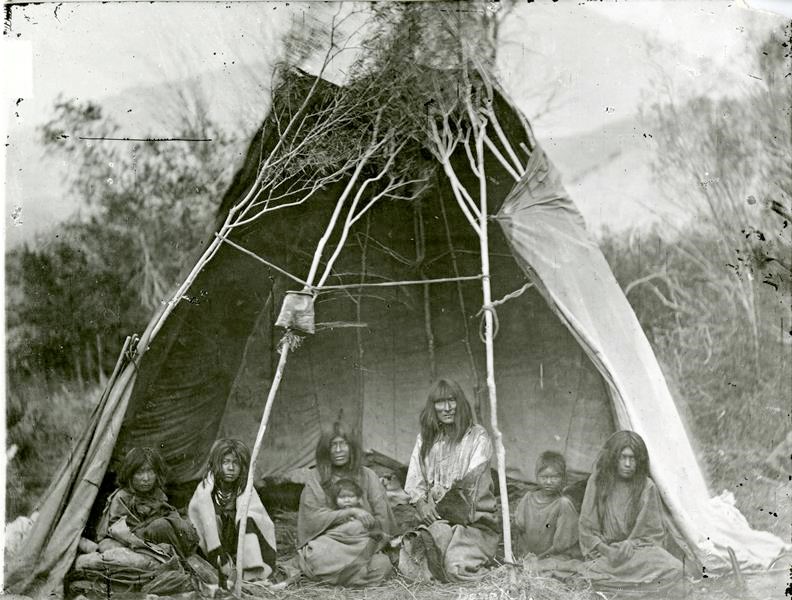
578 475 683 593
297 466 395 586
97 487 198 558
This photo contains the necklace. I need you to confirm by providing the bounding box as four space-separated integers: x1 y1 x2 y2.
214 487 236 507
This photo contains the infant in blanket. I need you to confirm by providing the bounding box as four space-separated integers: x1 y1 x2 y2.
331 479 386 542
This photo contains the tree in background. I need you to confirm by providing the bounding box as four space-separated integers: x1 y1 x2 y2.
7 96 238 382
5 95 239 517
604 27 790 500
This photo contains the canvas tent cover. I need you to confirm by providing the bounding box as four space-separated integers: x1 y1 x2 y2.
7 70 788 599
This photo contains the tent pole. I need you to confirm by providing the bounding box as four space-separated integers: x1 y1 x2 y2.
476 130 515 565
234 337 292 597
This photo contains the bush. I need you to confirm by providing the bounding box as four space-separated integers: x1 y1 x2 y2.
6 96 238 383
6 381 101 519
600 224 791 538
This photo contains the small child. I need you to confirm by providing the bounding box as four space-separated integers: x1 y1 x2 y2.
514 451 580 559
331 479 386 542
333 478 365 510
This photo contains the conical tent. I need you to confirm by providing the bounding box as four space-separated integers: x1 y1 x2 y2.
7 65 788 599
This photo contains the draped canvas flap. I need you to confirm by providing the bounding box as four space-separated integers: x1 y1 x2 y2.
6 360 140 599
495 147 789 573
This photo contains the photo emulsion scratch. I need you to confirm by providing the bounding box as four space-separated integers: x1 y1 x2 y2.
2 1 791 599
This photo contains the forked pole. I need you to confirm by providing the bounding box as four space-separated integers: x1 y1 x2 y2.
232 175 366 595
234 336 292 596
474 128 515 566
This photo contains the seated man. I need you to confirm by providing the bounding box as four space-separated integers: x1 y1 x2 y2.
515 451 580 560
578 430 683 594
399 379 499 583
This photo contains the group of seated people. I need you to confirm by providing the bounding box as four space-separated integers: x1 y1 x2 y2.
74 438 277 594
76 377 684 595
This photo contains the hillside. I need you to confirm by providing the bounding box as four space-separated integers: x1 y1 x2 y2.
5 106 662 249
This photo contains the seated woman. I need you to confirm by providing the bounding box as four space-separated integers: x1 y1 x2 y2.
188 438 277 584
297 422 396 586
399 379 499 583
515 451 580 561
578 430 683 594
97 447 198 558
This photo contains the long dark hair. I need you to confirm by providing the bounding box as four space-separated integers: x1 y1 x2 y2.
315 422 362 488
206 438 251 494
419 379 474 463
118 447 167 493
594 430 650 530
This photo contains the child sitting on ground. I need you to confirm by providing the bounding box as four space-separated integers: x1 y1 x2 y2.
515 451 580 560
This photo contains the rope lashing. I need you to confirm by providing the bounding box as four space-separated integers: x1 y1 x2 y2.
476 282 534 342
215 233 308 286
278 330 304 353
478 302 500 342
217 233 484 293
317 274 483 291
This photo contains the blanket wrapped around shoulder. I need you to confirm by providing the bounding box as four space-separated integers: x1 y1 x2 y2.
298 518 384 585
187 473 277 581
296 467 395 586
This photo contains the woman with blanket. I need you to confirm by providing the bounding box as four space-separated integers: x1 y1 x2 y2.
297 422 396 586
97 447 198 558
188 439 277 585
578 430 683 594
399 379 499 583
72 448 200 596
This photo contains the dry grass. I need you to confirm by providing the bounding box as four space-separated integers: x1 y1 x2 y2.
244 565 600 600
237 564 788 600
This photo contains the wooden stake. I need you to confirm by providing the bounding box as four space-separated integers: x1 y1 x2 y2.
475 128 515 565
234 337 292 597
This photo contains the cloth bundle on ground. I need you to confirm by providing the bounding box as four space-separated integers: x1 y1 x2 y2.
400 424 499 583
69 537 195 597
297 467 396 586
188 472 278 581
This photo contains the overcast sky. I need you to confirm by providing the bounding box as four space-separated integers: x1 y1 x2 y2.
2 0 787 243
5 1 781 132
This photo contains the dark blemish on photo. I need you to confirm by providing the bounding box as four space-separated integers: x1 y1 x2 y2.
763 278 779 290
3 4 11 34
77 136 212 143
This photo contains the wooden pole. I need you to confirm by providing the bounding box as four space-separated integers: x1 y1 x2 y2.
234 337 292 597
476 128 515 565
